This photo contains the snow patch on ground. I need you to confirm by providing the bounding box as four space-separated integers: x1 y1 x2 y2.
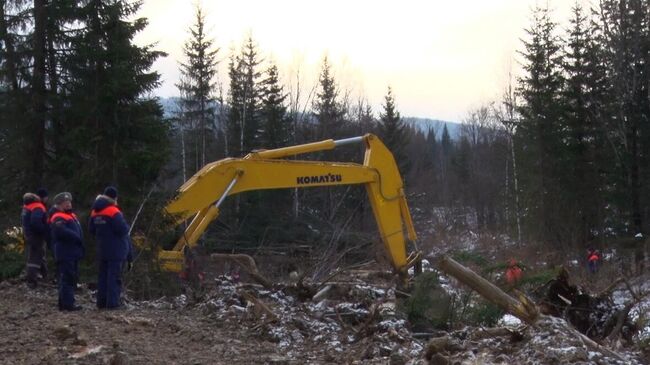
498 314 522 326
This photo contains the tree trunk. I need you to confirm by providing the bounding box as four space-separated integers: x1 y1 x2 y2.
31 0 47 186
437 255 539 324
180 120 187 182
630 124 642 232
0 0 19 92
509 132 522 245
200 99 206 167
90 0 102 177
47 14 62 159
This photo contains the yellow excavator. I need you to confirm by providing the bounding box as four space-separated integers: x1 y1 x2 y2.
158 133 422 278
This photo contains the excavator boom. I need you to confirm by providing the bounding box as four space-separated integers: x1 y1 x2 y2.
159 134 420 274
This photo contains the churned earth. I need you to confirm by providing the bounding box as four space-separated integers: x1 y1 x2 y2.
1 266 648 364
0 274 423 365
0 280 286 364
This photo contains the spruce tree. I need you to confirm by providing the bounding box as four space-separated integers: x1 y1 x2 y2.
313 56 344 140
425 128 437 171
561 2 603 244
440 125 453 206
516 4 565 245
226 50 243 156
0 0 32 209
0 0 76 199
45 0 79 168
256 62 292 218
177 5 219 171
226 35 262 156
260 62 290 148
378 86 409 174
60 0 169 200
311 56 351 221
599 0 650 234
240 35 262 153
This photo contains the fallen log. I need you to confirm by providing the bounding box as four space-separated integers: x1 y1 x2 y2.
469 326 525 341
437 256 539 324
436 255 628 362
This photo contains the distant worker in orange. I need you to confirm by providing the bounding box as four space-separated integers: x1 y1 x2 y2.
587 247 601 274
505 258 523 286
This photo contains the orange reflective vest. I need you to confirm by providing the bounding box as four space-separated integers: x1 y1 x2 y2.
506 266 522 284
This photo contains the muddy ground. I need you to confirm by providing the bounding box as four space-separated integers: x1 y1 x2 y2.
1 263 648 364
0 273 423 365
0 281 289 364
6 195 649 364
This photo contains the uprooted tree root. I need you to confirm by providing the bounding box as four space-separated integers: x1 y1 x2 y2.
436 256 644 363
536 267 647 345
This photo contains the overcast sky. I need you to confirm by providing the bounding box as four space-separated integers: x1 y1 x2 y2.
135 0 577 121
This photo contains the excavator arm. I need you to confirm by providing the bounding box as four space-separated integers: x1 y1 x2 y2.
159 134 421 275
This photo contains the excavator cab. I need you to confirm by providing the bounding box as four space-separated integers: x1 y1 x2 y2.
159 134 422 280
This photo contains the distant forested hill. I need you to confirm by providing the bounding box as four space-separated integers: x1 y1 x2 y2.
403 117 461 139
159 97 461 139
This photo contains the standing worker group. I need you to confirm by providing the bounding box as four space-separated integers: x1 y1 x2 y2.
21 186 134 311
89 186 133 309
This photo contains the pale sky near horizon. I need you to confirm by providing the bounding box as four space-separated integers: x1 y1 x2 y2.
135 0 576 121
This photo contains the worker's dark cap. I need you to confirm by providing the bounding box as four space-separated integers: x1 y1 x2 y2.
36 188 48 199
104 186 118 199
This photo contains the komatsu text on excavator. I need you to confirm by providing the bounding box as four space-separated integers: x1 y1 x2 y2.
159 134 422 278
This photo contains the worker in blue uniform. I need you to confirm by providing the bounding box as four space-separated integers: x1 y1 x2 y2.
89 186 133 309
21 188 49 288
50 192 84 311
